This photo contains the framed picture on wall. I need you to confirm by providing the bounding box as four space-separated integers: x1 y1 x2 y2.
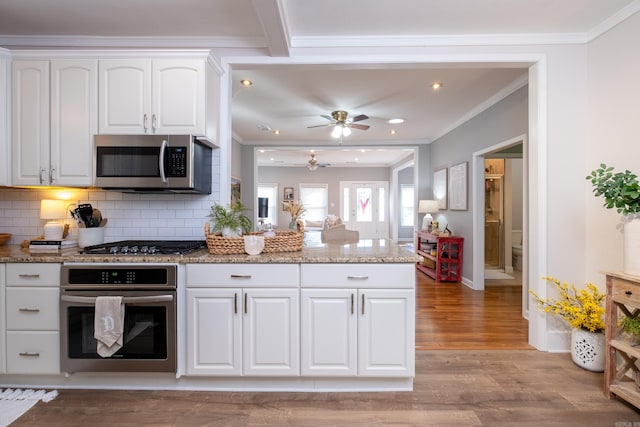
231 177 241 204
283 187 294 201
433 168 448 210
448 162 468 211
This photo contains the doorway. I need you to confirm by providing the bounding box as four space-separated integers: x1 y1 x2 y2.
340 181 389 239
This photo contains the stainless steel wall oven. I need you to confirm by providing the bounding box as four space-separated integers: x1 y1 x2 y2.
60 264 177 373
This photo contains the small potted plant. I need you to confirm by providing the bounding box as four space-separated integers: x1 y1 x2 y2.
620 316 640 346
208 202 252 237
530 276 606 371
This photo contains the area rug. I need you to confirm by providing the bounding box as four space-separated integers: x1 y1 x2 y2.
0 388 58 427
484 269 514 280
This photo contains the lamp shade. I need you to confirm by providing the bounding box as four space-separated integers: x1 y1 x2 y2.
40 199 66 219
418 199 439 214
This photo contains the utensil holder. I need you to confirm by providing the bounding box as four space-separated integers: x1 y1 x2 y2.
78 227 105 248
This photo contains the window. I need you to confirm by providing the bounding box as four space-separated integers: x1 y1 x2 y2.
257 183 278 226
299 184 328 222
400 184 414 227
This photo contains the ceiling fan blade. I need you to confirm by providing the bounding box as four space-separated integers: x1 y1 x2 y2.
320 115 334 121
350 114 369 122
307 123 334 128
350 123 370 130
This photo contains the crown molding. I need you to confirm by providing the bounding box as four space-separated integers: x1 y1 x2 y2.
290 33 588 48
0 35 266 50
430 73 529 143
587 0 640 42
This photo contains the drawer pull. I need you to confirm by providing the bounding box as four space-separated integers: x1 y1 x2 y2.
19 352 40 357
18 274 40 279
231 274 252 279
347 275 369 280
626 291 633 296
19 308 41 313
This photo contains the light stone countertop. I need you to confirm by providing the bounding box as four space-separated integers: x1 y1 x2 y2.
0 239 419 264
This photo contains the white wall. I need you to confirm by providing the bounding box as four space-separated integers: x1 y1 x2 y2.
586 12 640 283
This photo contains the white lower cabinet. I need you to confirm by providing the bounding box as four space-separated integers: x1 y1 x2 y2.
5 263 61 375
0 264 5 373
185 264 299 376
301 288 414 377
301 264 415 378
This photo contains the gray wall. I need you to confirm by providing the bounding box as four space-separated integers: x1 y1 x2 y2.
259 165 390 227
428 85 528 281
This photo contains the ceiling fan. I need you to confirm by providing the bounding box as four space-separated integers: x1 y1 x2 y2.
307 154 330 171
307 110 370 138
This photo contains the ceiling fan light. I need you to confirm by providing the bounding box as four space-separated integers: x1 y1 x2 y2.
331 126 342 138
308 163 318 171
342 126 352 137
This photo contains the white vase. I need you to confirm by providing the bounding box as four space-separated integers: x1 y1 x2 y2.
624 216 640 276
570 328 605 372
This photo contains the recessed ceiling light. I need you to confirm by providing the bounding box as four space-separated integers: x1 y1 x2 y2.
272 129 280 135
240 79 253 87
388 118 405 124
431 82 443 90
390 129 397 135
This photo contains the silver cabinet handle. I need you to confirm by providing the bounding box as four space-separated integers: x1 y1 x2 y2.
39 168 46 184
351 293 354 315
361 293 365 315
231 274 252 279
19 308 41 313
61 295 173 304
234 293 238 314
143 113 148 132
18 274 40 279
50 167 56 183
244 293 248 314
19 352 40 357
347 275 369 280
152 114 157 132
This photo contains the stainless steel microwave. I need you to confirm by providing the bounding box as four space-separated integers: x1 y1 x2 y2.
94 134 213 194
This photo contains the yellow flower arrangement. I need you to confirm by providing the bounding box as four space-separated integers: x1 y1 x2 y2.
529 276 605 333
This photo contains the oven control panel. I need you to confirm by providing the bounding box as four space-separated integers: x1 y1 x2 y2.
61 265 177 288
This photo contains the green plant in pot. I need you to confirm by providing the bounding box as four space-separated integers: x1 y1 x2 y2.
208 202 252 237
586 164 640 276
620 316 640 346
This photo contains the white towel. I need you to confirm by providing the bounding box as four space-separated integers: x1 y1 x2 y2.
94 296 124 357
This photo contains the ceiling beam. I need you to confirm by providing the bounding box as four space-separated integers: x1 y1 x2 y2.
251 0 291 57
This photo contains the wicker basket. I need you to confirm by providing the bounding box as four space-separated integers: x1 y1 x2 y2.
205 223 303 255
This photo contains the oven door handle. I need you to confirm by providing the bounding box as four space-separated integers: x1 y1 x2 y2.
60 295 174 304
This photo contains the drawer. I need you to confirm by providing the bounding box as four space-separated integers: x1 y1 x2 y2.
6 287 59 330
301 264 415 288
187 263 299 287
612 279 640 306
6 331 60 374
6 263 61 286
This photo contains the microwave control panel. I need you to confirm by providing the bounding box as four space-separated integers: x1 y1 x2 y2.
166 147 187 176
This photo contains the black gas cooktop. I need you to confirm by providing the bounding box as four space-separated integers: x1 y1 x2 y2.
80 240 206 255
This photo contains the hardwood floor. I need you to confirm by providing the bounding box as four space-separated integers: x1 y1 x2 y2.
12 269 640 426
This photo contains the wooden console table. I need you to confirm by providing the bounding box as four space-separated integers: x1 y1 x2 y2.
605 272 640 409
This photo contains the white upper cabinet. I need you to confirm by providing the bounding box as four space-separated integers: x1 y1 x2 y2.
99 59 205 135
12 59 96 187
0 52 9 187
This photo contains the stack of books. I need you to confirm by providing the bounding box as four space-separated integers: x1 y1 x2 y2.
29 239 79 254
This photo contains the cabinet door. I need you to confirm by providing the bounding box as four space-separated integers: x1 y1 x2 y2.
12 60 50 186
50 60 97 186
6 287 59 331
0 56 9 186
243 289 299 376
301 289 357 376
186 288 242 375
0 264 5 373
152 59 205 135
358 289 415 377
99 59 151 134
6 331 60 374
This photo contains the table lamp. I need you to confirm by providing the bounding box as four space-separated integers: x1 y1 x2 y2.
418 199 439 231
40 199 66 240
